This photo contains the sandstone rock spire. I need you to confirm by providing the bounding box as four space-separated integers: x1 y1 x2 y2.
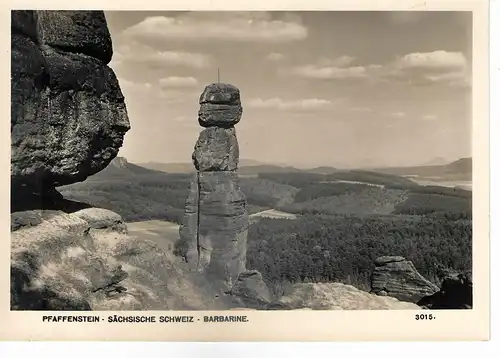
179 83 248 291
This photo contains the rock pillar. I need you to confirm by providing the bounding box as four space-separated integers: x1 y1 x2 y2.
179 83 248 291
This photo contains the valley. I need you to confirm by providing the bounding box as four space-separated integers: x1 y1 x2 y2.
59 156 472 296
127 220 180 252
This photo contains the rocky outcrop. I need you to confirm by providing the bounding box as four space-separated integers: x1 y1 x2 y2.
230 270 272 309
73 208 128 233
178 83 249 292
370 256 439 302
11 209 129 310
417 272 472 309
277 283 420 310
11 209 246 310
11 10 130 211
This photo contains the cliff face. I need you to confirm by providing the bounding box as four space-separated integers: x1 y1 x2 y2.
11 10 130 211
10 10 139 311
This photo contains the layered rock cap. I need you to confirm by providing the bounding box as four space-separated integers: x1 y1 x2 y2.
198 83 243 127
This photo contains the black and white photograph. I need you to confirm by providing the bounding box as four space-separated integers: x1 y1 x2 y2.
3 1 491 342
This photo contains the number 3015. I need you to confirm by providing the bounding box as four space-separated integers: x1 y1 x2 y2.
415 314 434 320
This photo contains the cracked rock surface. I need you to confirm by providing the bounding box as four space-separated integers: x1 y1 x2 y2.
178 83 249 291
370 256 439 303
11 10 130 207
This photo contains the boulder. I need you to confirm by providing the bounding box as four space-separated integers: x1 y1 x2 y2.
11 209 65 232
231 270 272 308
192 127 239 171
199 83 241 105
417 272 472 309
197 83 243 127
370 256 439 302
73 207 128 233
198 103 243 127
11 10 130 200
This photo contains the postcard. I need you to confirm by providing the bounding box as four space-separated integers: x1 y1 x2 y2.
0 0 490 341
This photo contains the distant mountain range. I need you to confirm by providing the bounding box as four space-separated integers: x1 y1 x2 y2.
86 157 165 180
136 161 340 175
136 161 193 174
419 157 450 166
372 157 472 181
136 159 279 174
131 157 471 180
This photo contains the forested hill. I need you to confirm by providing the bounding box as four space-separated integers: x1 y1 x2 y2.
131 157 471 180
89 156 168 179
60 157 472 224
59 157 472 294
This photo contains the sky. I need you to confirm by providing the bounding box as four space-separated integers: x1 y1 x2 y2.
105 11 472 169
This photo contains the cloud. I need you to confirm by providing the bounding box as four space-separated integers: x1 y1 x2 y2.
317 55 356 67
117 78 199 104
118 78 153 92
422 114 438 121
159 76 198 88
247 97 333 110
288 56 378 80
291 64 369 80
130 49 211 69
121 12 308 43
109 50 124 68
157 89 199 102
267 52 285 62
112 42 211 69
391 112 406 118
351 107 374 113
394 51 467 72
386 51 470 87
287 51 470 87
423 71 471 87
